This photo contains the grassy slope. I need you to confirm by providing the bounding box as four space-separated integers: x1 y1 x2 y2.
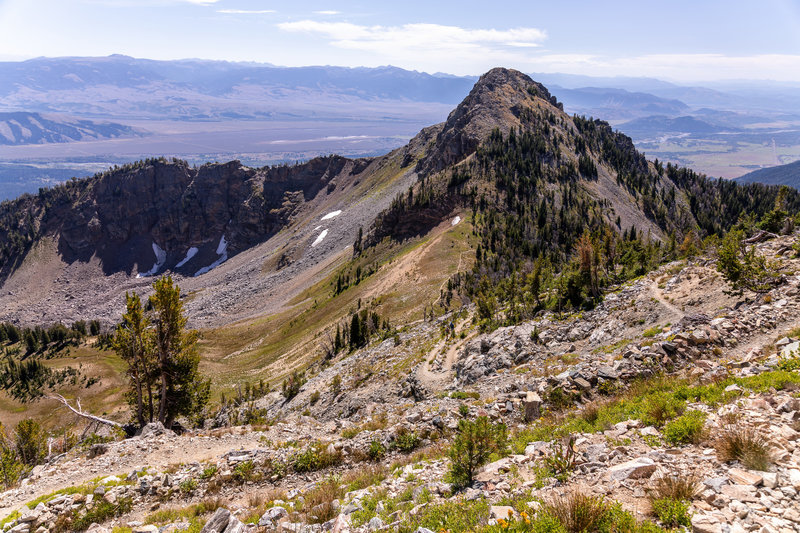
0 212 475 425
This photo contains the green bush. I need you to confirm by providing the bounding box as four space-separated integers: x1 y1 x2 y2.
14 419 46 466
544 436 576 482
67 497 133 531
292 442 342 473
0 443 25 489
179 477 197 493
663 410 706 445
232 460 257 483
394 428 421 453
282 370 306 400
199 465 218 480
447 416 508 490
651 498 691 527
367 440 386 461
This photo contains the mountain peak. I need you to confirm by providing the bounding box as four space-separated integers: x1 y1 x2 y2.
417 67 561 175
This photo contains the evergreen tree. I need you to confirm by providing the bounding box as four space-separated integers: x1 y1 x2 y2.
149 276 210 428
114 292 156 427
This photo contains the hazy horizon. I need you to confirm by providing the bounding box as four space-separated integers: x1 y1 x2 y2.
1 0 799 83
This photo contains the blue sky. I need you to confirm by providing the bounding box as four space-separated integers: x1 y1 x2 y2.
1 0 799 81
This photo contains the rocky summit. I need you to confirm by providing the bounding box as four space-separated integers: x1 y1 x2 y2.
1 69 800 533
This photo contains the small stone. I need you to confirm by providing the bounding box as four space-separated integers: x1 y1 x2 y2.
131 526 159 533
368 517 384 530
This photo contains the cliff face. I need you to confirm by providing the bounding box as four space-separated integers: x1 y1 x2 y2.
0 155 365 278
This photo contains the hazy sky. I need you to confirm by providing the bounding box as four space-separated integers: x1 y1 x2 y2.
1 0 799 82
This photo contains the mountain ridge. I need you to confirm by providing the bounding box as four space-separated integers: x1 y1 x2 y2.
0 67 797 331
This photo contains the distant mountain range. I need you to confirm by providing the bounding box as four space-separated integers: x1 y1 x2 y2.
738 160 800 189
0 55 474 121
0 112 139 145
0 55 800 195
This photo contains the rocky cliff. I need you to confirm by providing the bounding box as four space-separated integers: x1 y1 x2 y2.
0 155 367 279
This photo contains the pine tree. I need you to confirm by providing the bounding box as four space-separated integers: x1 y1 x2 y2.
114 292 156 427
149 276 210 428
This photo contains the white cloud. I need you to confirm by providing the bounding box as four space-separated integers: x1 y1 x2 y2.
277 21 546 63
179 0 220 4
217 9 276 14
273 20 800 82
313 10 340 15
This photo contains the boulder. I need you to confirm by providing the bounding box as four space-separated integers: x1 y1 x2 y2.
690 514 721 533
606 457 657 480
522 392 541 422
728 468 762 486
201 508 231 533
87 444 109 459
259 506 288 526
489 506 516 521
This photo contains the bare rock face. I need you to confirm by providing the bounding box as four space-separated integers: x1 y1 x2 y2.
0 155 365 281
416 67 560 176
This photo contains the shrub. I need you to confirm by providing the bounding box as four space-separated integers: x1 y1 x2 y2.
179 477 197 493
292 442 342 473
648 474 698 502
663 410 706 445
367 440 386 461
544 492 610 533
643 326 661 338
14 419 46 466
282 370 306 400
309 391 321 405
651 498 691 527
716 426 773 470
0 444 25 489
642 393 685 427
544 435 577 482
199 465 218 480
232 460 257 483
447 416 508 490
330 375 342 397
394 428 421 453
302 476 344 524
65 497 133 531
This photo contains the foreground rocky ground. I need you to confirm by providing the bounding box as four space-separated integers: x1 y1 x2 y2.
3 235 800 532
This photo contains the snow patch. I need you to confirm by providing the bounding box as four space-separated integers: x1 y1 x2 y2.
313 225 322 231
194 235 229 277
215 234 228 255
321 210 342 221
175 247 199 268
312 229 328 247
451 216 461 226
137 242 167 278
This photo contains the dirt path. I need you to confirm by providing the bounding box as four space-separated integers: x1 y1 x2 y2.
645 279 686 320
415 316 474 392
